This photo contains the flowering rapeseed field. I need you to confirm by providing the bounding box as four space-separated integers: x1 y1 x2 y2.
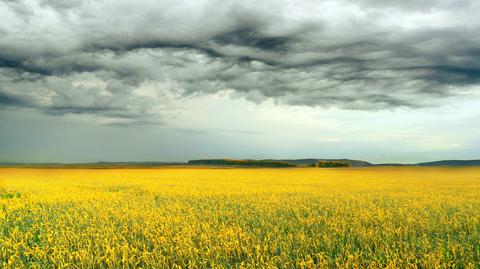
0 167 479 268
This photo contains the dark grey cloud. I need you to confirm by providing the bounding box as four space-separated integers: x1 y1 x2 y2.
211 29 294 52
0 91 31 107
1 0 480 124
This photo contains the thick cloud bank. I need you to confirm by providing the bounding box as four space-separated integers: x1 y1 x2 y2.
1 0 480 123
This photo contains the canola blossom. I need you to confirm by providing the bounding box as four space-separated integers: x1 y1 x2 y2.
0 167 479 268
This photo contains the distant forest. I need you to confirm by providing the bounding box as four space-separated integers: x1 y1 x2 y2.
188 159 297 168
188 159 354 168
315 161 351 168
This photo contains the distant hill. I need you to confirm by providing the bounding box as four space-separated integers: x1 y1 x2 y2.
271 159 373 167
189 158 372 167
415 160 480 167
0 161 184 168
188 159 480 167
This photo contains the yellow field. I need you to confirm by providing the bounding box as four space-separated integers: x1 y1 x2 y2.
0 167 479 268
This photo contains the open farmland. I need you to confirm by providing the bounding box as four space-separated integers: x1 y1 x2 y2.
0 167 479 268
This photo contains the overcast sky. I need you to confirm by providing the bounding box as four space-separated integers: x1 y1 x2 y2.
1 0 480 163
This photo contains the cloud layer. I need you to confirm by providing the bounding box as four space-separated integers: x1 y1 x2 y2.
1 0 480 124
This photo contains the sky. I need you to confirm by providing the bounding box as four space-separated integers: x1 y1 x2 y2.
1 0 480 164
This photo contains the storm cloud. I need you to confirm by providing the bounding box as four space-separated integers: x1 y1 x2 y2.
1 0 480 124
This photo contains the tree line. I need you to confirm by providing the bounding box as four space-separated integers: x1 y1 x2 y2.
310 161 351 168
188 159 297 168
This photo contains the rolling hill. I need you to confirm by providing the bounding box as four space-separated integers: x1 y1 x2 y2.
415 160 480 166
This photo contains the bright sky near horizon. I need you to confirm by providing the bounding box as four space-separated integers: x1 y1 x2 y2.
1 0 480 163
